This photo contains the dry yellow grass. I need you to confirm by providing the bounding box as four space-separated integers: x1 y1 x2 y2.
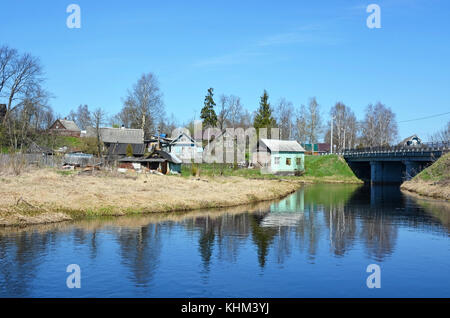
0 169 299 226
401 179 450 201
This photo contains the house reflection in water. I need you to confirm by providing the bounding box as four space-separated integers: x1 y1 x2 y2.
261 188 305 227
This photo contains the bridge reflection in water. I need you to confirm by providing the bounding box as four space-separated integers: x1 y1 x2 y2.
0 184 449 297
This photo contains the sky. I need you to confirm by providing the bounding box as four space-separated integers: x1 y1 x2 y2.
1 0 449 141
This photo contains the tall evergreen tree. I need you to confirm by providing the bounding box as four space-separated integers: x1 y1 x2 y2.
253 90 277 137
200 88 217 128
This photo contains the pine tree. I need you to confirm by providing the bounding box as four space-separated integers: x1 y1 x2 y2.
253 90 277 137
200 88 218 128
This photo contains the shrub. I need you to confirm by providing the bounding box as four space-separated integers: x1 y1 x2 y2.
126 144 133 157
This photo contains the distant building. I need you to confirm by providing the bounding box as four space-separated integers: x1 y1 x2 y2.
85 126 144 146
399 134 422 147
107 143 147 160
27 141 53 156
119 149 182 174
167 132 203 163
252 139 305 175
48 119 81 137
302 143 330 155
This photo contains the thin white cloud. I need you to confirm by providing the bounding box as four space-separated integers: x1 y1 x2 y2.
193 24 341 68
193 50 266 67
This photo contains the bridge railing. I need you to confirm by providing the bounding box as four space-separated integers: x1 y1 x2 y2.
338 141 450 156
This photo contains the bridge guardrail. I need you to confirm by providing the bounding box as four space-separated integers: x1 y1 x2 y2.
336 141 449 157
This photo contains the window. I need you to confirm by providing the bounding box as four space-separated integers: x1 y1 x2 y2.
286 158 291 165
296 158 302 165
274 157 280 165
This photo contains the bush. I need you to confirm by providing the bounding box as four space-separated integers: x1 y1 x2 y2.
191 164 197 176
126 144 133 157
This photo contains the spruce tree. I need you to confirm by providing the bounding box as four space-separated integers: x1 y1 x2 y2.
200 88 218 128
253 90 277 137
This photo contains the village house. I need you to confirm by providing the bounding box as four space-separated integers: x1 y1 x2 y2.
48 119 81 137
252 139 305 175
85 126 145 160
167 131 203 163
118 149 182 174
399 134 422 147
85 126 144 147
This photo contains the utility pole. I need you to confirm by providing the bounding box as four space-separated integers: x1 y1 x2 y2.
330 116 334 154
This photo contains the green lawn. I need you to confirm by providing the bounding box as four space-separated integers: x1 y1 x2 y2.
303 154 357 178
181 154 361 183
412 152 450 182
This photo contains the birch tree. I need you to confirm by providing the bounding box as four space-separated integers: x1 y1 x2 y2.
275 98 294 140
361 102 398 147
305 97 323 144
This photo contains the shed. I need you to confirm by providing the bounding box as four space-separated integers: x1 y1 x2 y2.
27 141 53 155
119 150 182 174
253 139 305 175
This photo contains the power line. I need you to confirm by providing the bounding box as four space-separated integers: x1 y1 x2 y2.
398 111 450 123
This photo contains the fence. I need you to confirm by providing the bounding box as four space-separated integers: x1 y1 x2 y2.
0 153 103 169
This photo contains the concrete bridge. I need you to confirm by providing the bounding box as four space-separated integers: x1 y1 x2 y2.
341 142 449 183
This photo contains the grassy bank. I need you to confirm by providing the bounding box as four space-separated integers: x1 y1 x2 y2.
401 152 450 200
0 169 299 227
182 154 362 183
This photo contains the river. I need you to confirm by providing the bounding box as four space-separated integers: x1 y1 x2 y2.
0 184 449 298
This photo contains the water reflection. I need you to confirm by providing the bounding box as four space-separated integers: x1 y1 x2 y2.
0 184 449 297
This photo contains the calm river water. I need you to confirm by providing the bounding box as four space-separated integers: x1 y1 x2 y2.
0 184 449 298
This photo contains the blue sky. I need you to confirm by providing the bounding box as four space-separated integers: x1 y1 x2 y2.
1 0 449 140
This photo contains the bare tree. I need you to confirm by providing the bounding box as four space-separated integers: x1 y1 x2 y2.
324 102 359 151
217 95 230 130
118 73 164 138
295 104 308 144
429 121 450 143
68 104 92 130
305 97 323 144
361 102 398 147
275 98 294 140
92 108 107 157
0 45 49 149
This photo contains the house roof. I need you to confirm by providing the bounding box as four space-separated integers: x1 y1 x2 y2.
260 139 305 153
107 143 146 156
118 149 182 164
27 141 53 154
399 134 421 146
86 127 144 144
170 132 196 145
57 119 81 131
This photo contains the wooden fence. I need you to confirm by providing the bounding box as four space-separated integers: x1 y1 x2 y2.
0 153 103 169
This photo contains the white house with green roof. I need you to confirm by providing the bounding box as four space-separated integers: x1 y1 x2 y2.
253 139 305 175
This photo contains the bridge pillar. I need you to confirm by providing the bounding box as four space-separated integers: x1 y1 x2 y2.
404 161 421 180
370 161 404 183
370 161 383 183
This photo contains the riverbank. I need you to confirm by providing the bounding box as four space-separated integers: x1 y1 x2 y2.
401 153 450 201
0 169 299 227
182 154 362 184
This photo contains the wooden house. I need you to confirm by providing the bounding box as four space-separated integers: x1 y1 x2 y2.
399 135 422 147
48 119 81 137
252 139 305 175
119 150 182 174
167 132 203 163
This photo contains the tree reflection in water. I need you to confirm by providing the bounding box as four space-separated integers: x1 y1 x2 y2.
0 183 449 297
